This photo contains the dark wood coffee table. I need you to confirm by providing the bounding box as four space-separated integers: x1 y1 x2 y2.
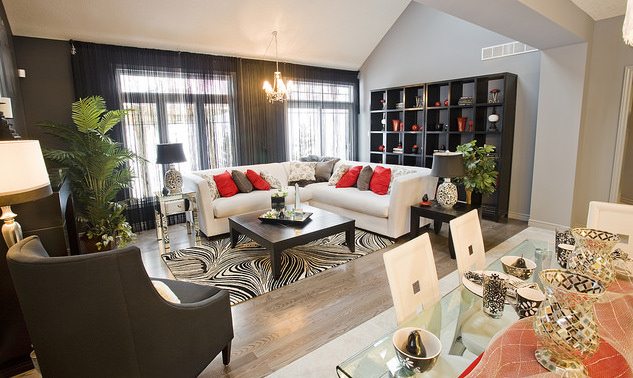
228 205 355 279
410 200 480 259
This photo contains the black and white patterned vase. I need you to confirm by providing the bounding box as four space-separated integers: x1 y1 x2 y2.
482 272 507 319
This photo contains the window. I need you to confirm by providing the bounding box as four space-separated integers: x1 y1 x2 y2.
118 70 236 198
286 81 355 161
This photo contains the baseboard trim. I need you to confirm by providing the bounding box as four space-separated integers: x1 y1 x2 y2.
527 219 569 231
508 211 529 221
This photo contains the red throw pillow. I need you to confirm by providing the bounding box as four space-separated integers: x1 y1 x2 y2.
370 166 391 195
336 165 363 188
246 169 270 190
213 170 239 197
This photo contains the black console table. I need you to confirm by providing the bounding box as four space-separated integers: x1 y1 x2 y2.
410 200 480 259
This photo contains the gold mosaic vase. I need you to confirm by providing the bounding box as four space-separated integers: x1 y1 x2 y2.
533 269 605 376
567 228 620 288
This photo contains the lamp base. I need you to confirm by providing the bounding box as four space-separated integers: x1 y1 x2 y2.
436 179 458 208
1 205 23 248
164 164 183 194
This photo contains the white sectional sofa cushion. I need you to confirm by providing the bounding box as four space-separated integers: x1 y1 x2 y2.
310 185 389 218
183 160 437 239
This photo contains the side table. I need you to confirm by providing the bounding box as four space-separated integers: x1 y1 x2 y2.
155 191 201 253
410 200 479 259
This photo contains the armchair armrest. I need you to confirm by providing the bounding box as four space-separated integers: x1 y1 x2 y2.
388 172 438 237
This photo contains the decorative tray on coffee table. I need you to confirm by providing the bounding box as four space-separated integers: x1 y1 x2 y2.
259 210 313 225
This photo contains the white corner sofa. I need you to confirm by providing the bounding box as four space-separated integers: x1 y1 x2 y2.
182 160 438 239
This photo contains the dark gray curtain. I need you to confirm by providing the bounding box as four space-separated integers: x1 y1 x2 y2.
71 41 359 231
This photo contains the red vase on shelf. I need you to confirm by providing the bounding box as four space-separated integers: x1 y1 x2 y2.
411 124 419 131
378 145 385 152
392 120 400 132
457 117 467 132
468 121 473 132
444 99 449 106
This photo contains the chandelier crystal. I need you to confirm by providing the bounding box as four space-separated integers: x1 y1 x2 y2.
263 31 292 102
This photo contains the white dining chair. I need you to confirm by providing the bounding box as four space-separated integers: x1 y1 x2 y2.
383 232 440 325
449 209 516 357
587 201 633 255
449 209 486 282
383 233 473 375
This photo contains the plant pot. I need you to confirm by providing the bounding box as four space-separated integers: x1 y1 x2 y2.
465 190 482 208
271 196 286 213
81 234 113 253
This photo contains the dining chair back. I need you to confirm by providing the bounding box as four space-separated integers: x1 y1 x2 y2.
383 233 440 325
449 209 486 282
587 201 633 255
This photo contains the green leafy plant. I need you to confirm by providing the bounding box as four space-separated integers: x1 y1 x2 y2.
454 140 498 196
38 96 138 250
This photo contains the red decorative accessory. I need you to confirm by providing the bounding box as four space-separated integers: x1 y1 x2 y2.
444 99 449 106
336 165 363 188
213 170 239 197
370 166 391 195
411 124 419 131
434 101 441 107
392 119 400 132
246 169 270 190
378 145 385 152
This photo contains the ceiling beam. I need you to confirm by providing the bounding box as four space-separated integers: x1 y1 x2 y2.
413 0 594 49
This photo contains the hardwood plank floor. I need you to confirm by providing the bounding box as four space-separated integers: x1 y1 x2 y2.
13 216 527 378
142 217 526 377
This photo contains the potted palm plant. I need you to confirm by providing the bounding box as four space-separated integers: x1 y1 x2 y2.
454 140 498 207
38 96 138 251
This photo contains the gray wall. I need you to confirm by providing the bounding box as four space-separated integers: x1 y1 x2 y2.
621 104 633 204
529 43 588 229
13 37 75 150
359 2 541 220
570 16 633 226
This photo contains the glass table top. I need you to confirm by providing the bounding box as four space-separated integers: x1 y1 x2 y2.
336 239 554 378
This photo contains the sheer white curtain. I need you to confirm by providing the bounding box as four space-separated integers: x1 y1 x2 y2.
118 70 236 198
286 80 354 160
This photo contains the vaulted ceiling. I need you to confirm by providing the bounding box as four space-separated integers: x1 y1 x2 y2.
2 0 627 71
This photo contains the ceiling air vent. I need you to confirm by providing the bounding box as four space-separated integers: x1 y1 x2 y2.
482 41 537 60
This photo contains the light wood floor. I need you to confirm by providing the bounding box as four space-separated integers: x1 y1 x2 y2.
14 216 527 378
146 217 526 377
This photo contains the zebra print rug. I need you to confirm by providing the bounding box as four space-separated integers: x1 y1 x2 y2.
161 229 393 305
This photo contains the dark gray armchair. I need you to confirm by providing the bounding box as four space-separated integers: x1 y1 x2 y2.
6 236 233 378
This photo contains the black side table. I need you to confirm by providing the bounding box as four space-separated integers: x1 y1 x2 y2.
410 200 479 259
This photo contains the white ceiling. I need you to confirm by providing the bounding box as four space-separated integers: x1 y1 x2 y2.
2 0 410 71
569 0 626 20
2 0 627 71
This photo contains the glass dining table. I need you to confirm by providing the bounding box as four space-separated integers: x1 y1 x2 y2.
336 239 554 378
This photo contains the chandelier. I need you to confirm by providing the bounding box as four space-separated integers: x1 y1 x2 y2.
263 31 292 102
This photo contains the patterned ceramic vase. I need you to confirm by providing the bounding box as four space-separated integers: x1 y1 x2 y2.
482 273 507 318
555 228 575 268
533 269 605 376
567 228 620 288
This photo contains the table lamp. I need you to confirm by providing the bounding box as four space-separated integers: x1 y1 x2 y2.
0 140 52 247
431 151 465 208
156 143 187 194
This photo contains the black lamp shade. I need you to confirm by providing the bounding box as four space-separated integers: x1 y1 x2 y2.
431 151 465 178
156 143 186 164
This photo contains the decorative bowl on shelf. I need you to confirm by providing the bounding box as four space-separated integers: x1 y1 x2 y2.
392 327 441 374
501 255 536 280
